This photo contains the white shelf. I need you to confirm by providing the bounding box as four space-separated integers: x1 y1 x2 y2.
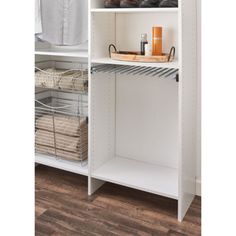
92 57 179 69
35 48 88 58
91 8 178 13
92 157 178 199
35 154 88 176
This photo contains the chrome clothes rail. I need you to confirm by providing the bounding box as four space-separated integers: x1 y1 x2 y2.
91 64 179 81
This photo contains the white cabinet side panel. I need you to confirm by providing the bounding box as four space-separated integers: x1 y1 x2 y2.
90 73 116 172
178 0 197 221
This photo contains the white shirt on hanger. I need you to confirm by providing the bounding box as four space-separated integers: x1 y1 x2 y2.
35 0 42 34
39 0 88 46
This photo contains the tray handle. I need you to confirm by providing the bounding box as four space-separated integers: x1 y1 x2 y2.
168 47 176 62
109 44 117 58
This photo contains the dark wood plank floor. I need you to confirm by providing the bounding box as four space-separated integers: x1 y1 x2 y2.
35 165 201 236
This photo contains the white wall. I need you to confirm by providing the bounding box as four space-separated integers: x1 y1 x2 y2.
196 0 201 195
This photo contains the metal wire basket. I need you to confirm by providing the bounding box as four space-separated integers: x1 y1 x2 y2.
35 91 88 163
35 66 88 92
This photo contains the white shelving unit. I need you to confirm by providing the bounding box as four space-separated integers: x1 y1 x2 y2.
88 0 197 222
35 0 198 222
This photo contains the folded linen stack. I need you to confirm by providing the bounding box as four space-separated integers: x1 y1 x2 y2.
35 115 88 162
35 68 88 92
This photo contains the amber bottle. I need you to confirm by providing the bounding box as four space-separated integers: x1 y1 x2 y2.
152 27 162 56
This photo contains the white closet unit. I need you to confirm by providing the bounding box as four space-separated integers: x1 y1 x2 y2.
35 0 198 222
88 0 197 221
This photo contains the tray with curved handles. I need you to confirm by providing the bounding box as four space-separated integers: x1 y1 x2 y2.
109 44 175 63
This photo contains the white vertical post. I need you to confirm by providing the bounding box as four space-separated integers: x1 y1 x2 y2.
178 0 198 221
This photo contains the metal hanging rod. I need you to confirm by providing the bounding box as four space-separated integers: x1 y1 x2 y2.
91 64 179 81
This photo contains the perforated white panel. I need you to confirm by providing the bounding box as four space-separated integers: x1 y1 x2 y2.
90 72 116 171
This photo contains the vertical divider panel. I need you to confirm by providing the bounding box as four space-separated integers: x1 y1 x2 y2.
89 73 116 194
90 73 116 170
89 5 117 194
178 0 197 221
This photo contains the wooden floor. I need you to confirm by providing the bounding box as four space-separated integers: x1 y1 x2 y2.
35 165 201 236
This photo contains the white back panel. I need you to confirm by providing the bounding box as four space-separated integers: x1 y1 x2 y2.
116 13 178 58
91 0 104 9
178 0 197 221
116 75 178 168
91 13 115 59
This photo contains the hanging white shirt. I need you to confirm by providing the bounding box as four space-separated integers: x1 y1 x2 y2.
39 0 88 46
35 0 42 34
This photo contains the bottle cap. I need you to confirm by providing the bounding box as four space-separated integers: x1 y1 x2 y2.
141 33 147 41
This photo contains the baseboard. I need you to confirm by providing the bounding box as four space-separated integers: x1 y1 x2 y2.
196 179 201 196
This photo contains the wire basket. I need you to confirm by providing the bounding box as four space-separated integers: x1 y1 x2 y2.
35 67 88 92
35 91 88 163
